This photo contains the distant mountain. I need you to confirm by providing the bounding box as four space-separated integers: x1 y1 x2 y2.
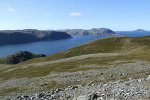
116 29 150 37
133 29 146 32
0 29 72 45
116 29 149 33
0 51 46 64
59 28 116 35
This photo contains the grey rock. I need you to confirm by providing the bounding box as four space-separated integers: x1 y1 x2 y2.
146 75 150 80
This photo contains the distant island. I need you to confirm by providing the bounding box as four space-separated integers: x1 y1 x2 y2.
59 28 116 35
116 29 149 34
0 29 72 45
133 29 146 32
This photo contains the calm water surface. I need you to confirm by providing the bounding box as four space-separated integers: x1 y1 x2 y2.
1 32 150 57
0 35 108 57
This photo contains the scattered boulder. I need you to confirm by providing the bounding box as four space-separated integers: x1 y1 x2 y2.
76 95 87 100
88 93 100 100
11 78 150 100
146 75 150 80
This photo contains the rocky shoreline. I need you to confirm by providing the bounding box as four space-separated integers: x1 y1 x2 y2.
10 76 150 100
0 51 46 64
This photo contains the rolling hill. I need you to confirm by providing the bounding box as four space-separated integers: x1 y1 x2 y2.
1 35 150 99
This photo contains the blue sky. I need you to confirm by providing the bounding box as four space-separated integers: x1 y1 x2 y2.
0 0 150 31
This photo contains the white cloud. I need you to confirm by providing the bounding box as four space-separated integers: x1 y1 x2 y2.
0 3 16 12
8 8 15 12
69 12 83 16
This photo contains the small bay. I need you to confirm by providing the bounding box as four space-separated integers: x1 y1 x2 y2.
0 35 108 57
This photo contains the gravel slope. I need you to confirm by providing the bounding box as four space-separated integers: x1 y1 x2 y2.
1 53 150 100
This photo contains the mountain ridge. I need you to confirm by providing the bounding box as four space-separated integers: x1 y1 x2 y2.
58 28 116 35
0 30 72 45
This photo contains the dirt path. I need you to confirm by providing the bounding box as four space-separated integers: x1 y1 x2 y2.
25 53 125 67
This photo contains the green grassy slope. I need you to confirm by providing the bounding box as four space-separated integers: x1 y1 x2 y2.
23 36 150 64
1 36 150 96
1 36 150 79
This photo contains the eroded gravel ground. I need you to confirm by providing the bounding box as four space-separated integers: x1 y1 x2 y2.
1 53 150 100
10 77 150 100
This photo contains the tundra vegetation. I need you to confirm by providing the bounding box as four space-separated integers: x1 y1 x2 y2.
1 36 150 99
